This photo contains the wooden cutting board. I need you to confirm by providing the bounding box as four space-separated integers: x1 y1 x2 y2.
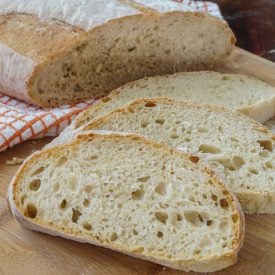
0 48 274 275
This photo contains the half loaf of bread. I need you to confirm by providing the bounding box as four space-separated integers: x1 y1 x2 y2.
0 0 234 107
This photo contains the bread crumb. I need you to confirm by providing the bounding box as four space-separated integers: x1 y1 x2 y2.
5 157 25 166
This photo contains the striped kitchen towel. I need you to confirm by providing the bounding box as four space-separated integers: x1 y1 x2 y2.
0 0 222 152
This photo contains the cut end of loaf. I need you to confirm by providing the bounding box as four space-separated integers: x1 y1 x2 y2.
28 12 234 107
9 133 243 272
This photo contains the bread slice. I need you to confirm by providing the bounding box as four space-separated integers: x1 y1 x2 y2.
80 98 275 214
9 132 243 272
72 72 275 129
0 3 234 107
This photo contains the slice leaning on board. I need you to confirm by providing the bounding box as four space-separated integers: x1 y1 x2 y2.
8 132 244 273
0 0 235 107
68 98 275 214
70 71 275 131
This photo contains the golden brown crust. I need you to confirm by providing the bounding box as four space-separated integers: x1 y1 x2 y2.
8 132 243 272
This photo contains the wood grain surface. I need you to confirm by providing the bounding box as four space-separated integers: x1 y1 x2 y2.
0 48 275 275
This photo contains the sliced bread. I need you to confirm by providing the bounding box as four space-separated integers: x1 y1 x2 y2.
81 98 275 214
8 132 244 272
72 71 275 129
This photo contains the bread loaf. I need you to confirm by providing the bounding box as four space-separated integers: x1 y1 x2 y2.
79 98 275 214
8 132 244 272
0 0 234 107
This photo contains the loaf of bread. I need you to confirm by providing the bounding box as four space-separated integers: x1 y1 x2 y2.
0 0 235 107
9 132 244 272
78 98 275 214
70 71 275 129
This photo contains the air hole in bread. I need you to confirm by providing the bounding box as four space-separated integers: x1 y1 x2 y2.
249 168 259 175
144 101 156 107
21 194 27 205
83 222 92 231
31 167 45 176
155 181 168 196
155 118 165 125
220 199 229 209
72 208 82 223
133 229 138 235
155 212 168 224
29 179 41 191
202 194 207 199
138 176 150 182
184 211 204 226
199 144 221 154
56 156 68 167
60 199 67 209
141 120 149 128
85 185 93 193
194 249 201 255
170 134 179 139
89 155 98 160
211 194 218 201
118 203 122 209
177 213 183 221
128 46 136 52
164 49 171 55
53 182 60 192
230 137 239 142
25 203 37 219
198 127 208 133
206 220 213 226
222 76 230 81
110 232 118 242
132 189 144 200
257 140 273 151
157 231 163 238
222 190 230 195
184 137 191 142
232 156 245 169
231 213 239 223
83 199 90 207
189 156 200 163
160 202 168 209
265 161 273 169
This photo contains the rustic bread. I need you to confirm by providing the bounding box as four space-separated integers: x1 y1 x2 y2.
80 98 275 214
71 71 275 129
9 132 243 272
0 0 235 107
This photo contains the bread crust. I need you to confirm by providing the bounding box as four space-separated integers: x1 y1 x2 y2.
8 132 244 273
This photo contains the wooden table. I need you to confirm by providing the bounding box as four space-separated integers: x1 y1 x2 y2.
0 48 275 274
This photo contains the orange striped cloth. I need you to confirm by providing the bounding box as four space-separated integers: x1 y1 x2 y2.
0 1 221 152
